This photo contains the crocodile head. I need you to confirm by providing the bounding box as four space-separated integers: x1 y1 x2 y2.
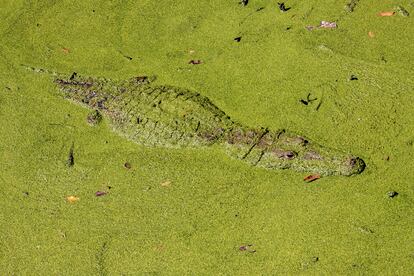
225 128 366 176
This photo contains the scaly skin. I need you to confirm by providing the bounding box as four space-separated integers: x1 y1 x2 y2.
27 66 366 176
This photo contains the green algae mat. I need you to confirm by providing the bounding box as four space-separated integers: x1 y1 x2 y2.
1 0 414 274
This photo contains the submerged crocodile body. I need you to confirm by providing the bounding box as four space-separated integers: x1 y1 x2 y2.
28 67 365 176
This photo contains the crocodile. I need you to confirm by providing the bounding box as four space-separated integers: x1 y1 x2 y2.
25 66 365 176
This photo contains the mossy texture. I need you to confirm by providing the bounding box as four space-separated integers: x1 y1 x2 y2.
1 0 414 274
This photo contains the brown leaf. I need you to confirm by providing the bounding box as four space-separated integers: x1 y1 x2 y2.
378 11 395 17
303 174 321 183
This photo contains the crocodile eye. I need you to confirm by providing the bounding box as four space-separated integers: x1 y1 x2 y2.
285 152 296 159
276 150 297 159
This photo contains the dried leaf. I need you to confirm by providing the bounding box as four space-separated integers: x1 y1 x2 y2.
378 11 395 17
303 174 321 183
161 180 172 187
66 195 79 203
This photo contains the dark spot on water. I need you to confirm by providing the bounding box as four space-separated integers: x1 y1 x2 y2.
316 100 322 111
67 143 75 167
300 93 317 105
124 162 132 169
239 0 248 6
278 2 291 12
350 75 358 81
234 36 242 42
23 191 29 196
189 60 203 65
256 7 265 12
387 191 398 198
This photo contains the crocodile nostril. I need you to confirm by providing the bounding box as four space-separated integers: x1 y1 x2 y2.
349 158 357 166
348 157 366 174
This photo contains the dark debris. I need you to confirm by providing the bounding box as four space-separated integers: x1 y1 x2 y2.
234 36 242 42
278 2 291 12
387 191 399 198
239 0 248 6
299 93 317 105
189 60 203 65
67 143 75 167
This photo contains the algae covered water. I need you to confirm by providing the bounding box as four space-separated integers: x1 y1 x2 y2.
1 0 413 274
